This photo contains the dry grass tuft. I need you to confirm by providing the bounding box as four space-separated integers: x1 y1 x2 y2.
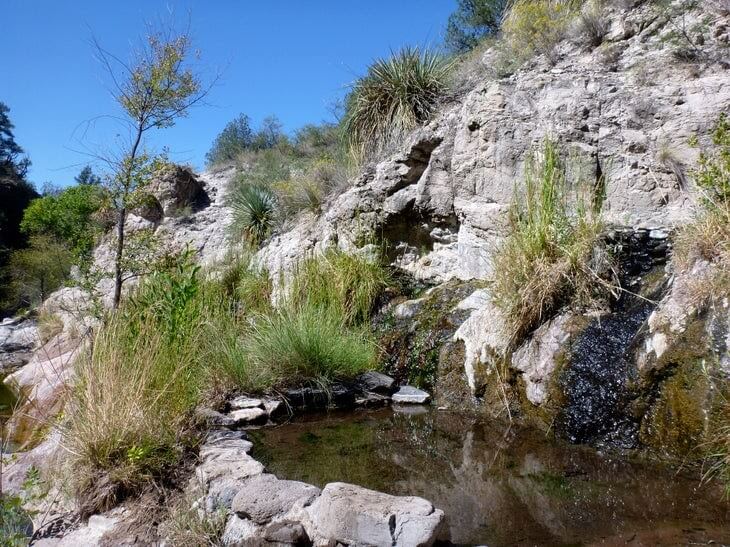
491 138 613 345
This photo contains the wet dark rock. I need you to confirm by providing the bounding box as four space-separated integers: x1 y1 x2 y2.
284 384 356 410
356 371 396 395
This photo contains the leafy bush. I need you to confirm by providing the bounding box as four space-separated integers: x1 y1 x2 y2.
20 183 105 260
578 1 608 47
3 235 73 308
205 114 284 167
229 182 277 245
343 47 452 160
502 0 581 65
289 248 390 326
445 0 510 52
491 138 609 345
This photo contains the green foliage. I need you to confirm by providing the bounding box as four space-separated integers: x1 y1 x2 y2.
343 47 452 160
445 0 510 52
695 113 730 207
289 248 390 326
229 183 277 245
118 34 201 128
205 114 284 167
502 0 582 65
20 183 105 258
4 235 72 308
491 138 608 344
0 493 31 546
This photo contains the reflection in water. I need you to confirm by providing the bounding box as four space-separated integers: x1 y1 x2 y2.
250 408 730 546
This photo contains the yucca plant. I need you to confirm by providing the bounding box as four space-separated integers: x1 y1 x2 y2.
344 47 452 160
229 182 277 245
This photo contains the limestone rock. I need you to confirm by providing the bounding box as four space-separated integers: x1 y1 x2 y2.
392 385 431 404
231 473 320 525
230 396 265 410
304 482 444 547
512 314 572 406
229 407 267 425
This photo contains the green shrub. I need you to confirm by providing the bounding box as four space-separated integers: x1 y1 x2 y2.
229 182 277 245
0 493 31 546
4 234 73 308
343 47 452 160
695 112 730 207
20 183 105 259
502 0 581 65
491 138 608 345
205 114 284 167
289 248 391 326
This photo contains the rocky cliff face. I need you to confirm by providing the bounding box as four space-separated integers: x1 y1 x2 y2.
251 0 730 453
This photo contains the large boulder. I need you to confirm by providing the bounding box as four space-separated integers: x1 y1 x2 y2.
303 482 445 547
231 474 320 525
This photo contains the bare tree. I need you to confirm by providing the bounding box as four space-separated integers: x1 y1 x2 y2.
92 25 213 308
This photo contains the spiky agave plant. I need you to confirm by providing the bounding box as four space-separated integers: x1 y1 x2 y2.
344 47 452 160
229 182 277 245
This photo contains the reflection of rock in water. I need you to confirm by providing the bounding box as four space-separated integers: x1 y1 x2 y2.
252 408 730 546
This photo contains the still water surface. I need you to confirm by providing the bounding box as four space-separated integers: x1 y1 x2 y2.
250 407 730 546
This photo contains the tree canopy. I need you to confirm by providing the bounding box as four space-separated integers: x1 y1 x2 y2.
445 0 510 52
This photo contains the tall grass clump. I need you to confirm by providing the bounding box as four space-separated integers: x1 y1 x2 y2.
65 253 208 515
343 47 452 161
674 113 730 286
289 248 391 326
491 138 609 345
673 114 730 492
242 305 375 388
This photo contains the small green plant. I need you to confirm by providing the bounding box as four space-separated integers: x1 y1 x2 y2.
444 0 510 52
229 183 277 245
0 493 31 546
491 138 610 345
343 47 452 160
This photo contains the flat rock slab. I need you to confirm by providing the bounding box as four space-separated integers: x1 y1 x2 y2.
230 396 264 410
305 482 444 547
356 371 396 395
392 385 430 404
232 473 320 525
229 407 267 425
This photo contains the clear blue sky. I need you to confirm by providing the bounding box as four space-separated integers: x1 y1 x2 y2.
3 1 456 188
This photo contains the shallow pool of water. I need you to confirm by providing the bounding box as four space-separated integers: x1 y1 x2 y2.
250 407 730 546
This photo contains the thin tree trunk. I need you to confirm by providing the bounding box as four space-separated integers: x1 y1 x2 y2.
112 205 126 308
112 123 144 309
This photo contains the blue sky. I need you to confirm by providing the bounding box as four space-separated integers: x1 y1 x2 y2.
3 1 456 188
